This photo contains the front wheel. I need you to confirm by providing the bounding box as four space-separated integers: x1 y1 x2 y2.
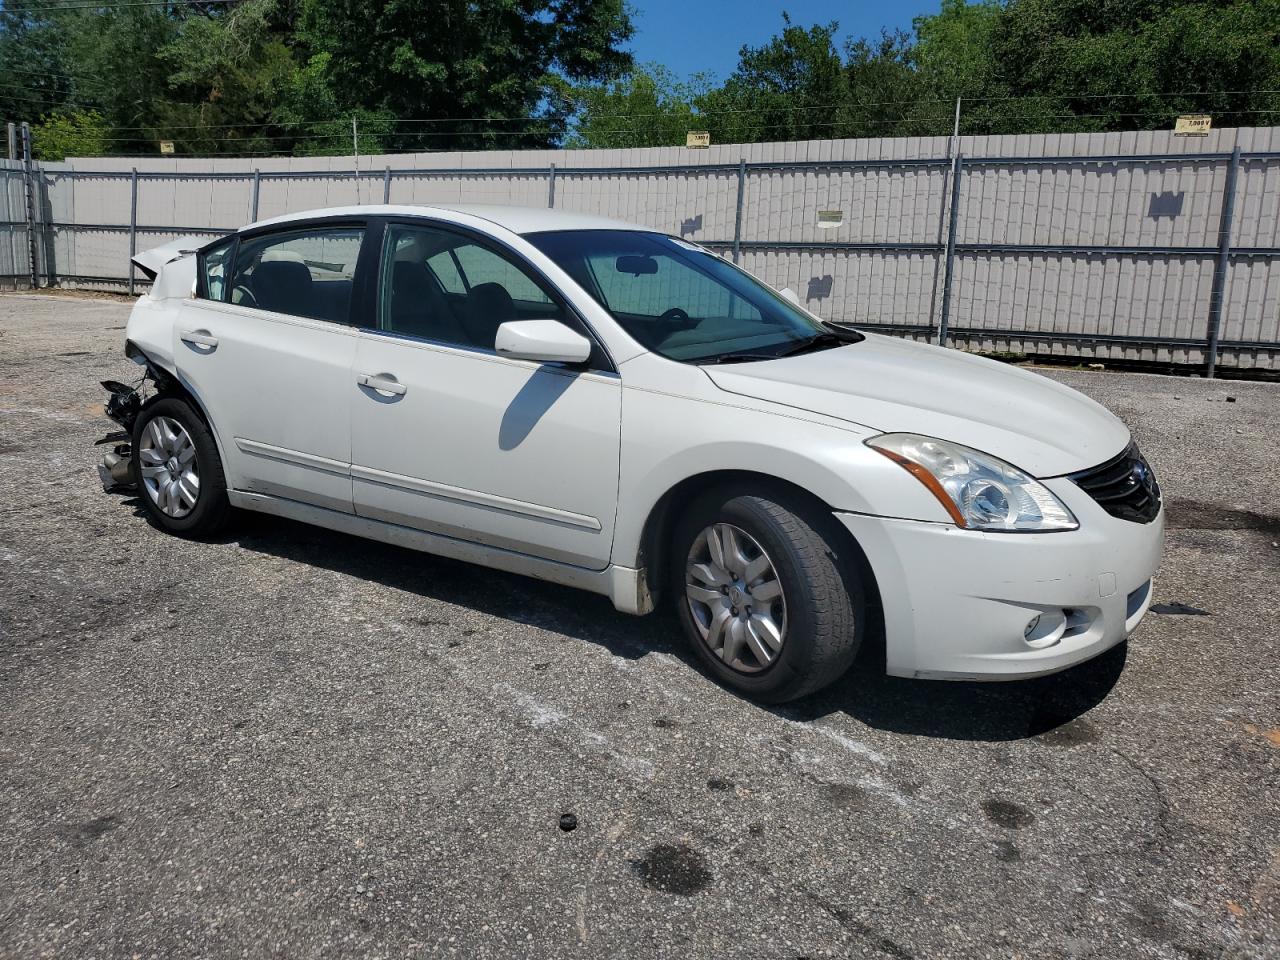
671 487 865 703
130 396 232 538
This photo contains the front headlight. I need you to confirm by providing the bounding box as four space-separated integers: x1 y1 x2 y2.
867 433 1078 532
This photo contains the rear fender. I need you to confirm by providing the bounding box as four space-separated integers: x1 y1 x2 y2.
120 342 229 468
131 237 204 283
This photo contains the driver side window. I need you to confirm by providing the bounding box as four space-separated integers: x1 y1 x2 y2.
378 223 582 355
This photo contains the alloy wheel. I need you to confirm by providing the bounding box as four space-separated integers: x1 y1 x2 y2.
138 415 200 518
685 522 787 673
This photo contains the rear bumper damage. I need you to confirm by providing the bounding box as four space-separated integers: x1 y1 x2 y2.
97 445 133 492
96 378 143 492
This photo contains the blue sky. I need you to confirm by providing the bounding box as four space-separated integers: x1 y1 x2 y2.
626 1 942 83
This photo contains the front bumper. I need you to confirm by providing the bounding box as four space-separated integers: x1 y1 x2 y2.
838 478 1164 680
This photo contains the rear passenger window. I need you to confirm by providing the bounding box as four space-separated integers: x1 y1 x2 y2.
230 227 364 324
198 239 234 301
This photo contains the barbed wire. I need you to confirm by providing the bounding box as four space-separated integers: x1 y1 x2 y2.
3 78 1278 133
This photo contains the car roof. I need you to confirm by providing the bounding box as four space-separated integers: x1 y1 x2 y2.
244 203 658 237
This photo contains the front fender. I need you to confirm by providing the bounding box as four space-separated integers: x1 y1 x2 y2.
611 386 954 568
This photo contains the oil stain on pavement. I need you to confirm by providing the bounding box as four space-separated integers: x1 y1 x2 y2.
630 843 713 895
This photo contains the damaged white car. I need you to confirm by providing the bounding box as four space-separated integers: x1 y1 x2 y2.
100 205 1163 702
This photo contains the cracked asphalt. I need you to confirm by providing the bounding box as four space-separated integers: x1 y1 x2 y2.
1 293 1278 960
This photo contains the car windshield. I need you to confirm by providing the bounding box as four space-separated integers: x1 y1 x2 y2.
524 229 851 363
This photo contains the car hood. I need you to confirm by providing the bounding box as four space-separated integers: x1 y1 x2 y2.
703 333 1129 477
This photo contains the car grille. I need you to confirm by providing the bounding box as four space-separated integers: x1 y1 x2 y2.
1068 442 1161 523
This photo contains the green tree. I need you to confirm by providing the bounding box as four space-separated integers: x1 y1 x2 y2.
703 16 852 144
567 64 712 148
154 0 299 154
5 0 1279 158
988 0 1280 133
60 5 180 152
0 1 88 128
31 108 109 160
297 0 634 151
843 30 923 138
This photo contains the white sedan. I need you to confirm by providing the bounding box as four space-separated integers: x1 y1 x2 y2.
103 204 1164 702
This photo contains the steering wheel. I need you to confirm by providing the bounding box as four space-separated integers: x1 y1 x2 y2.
231 284 257 308
659 306 697 331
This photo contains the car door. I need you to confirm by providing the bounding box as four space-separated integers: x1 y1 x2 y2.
176 222 366 513
349 219 621 569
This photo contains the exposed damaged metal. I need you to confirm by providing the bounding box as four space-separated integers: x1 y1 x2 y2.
95 351 176 493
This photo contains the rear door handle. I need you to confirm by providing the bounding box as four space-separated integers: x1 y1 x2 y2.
180 329 219 349
357 373 407 396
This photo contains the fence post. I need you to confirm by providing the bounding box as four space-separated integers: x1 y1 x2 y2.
937 153 964 346
6 123 17 288
250 168 261 221
732 158 746 264
382 166 391 204
5 173 16 290
20 122 37 289
1205 146 1240 380
547 162 556 208
127 168 138 296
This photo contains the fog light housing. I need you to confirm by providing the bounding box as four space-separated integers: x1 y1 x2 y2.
1023 610 1068 648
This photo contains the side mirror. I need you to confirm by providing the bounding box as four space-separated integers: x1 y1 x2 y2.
778 286 801 305
495 319 592 365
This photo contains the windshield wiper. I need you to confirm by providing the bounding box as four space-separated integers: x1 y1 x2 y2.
775 327 864 357
695 324 864 365
822 321 865 340
694 351 782 365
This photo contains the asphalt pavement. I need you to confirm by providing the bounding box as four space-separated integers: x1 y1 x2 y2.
1 293 1278 959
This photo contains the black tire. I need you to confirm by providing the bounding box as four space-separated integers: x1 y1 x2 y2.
671 486 865 703
130 395 232 538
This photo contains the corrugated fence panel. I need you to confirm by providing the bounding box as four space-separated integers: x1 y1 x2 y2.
745 165 947 245
958 161 1227 248
556 170 739 240
739 249 942 329
17 127 1280 370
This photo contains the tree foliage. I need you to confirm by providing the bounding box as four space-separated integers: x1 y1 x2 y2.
31 108 109 160
0 0 632 158
574 0 1280 147
1 0 1277 159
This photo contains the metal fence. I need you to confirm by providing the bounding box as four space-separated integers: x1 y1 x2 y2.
4 126 1280 374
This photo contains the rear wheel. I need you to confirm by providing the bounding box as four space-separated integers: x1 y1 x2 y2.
671 487 864 703
131 396 231 538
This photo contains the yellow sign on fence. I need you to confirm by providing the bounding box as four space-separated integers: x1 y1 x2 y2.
159 140 175 155
686 131 711 148
1174 115 1211 137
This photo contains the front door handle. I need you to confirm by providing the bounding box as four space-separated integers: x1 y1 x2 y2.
180 329 218 349
357 373 407 397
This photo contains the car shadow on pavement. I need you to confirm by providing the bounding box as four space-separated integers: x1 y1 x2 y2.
222 512 684 664
188 510 1126 744
784 637 1128 743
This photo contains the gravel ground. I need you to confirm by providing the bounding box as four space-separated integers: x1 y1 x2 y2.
1 294 1278 960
